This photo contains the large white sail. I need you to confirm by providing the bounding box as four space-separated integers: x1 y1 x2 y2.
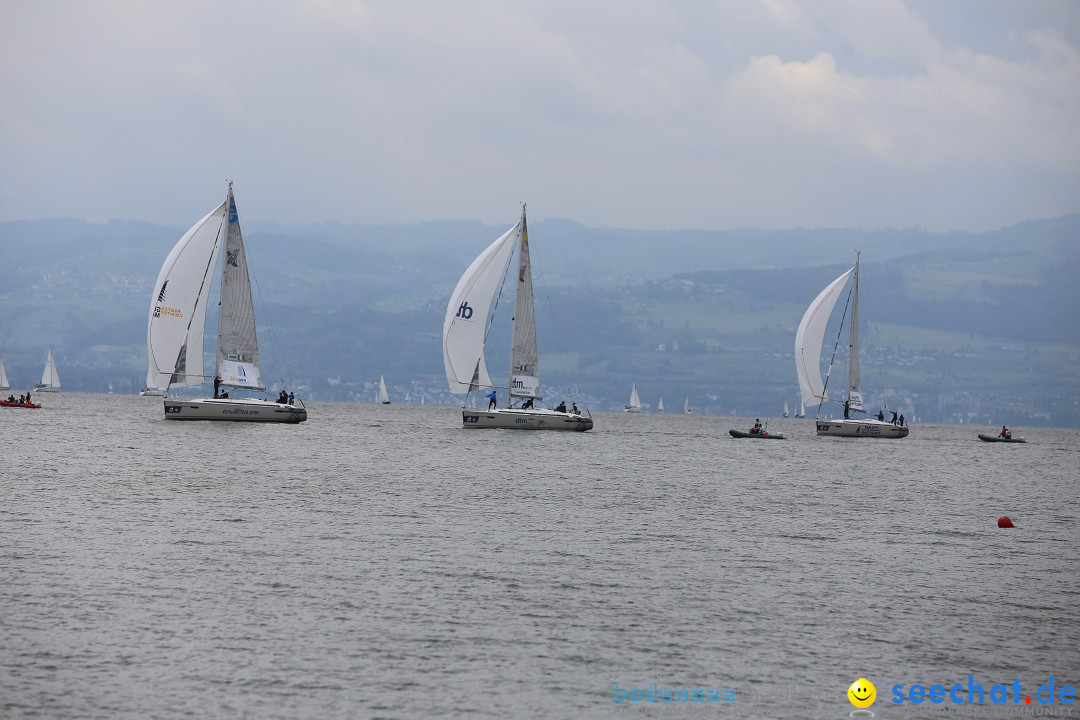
846 254 863 413
215 187 264 391
0 355 9 390
378 374 390 404
443 222 519 394
147 201 227 389
794 266 854 409
510 208 540 400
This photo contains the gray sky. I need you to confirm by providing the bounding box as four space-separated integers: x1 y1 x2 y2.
3 0 1078 231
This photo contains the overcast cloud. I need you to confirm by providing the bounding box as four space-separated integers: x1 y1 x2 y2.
2 0 1077 231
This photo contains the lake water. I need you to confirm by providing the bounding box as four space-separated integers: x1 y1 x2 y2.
2 394 1078 719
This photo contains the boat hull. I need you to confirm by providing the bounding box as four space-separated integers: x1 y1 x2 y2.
462 408 593 431
164 397 307 423
33 385 61 393
729 429 785 439
816 419 908 438
1 400 41 409
978 434 1026 443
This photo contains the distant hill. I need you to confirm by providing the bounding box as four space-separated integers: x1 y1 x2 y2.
1 213 1078 426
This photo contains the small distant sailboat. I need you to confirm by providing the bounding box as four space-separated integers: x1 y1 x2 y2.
624 383 642 413
783 400 789 418
795 399 805 418
377 374 390 404
658 397 665 414
148 183 307 423
0 354 9 391
34 348 61 392
684 396 691 415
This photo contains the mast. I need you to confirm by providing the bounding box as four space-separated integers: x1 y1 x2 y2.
847 251 862 413
508 204 540 406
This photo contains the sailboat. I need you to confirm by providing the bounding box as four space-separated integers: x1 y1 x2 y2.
684 396 691 415
795 399 805 418
377 374 390 404
624 383 642 413
783 400 789 418
0 354 9 391
658 397 665 414
34 348 61 392
443 205 592 431
795 252 907 438
147 183 307 423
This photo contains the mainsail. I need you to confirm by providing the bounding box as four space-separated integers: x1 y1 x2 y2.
216 188 263 391
509 210 540 400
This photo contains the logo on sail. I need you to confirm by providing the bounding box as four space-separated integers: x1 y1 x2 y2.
157 281 168 302
456 301 474 320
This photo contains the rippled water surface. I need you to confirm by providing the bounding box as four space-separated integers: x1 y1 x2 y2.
3 394 1078 719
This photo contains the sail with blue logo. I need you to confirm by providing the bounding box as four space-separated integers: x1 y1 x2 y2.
215 186 264 391
443 220 519 395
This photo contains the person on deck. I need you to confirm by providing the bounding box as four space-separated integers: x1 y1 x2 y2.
214 376 221 399
571 402 579 415
843 401 850 419
521 397 534 409
751 419 762 434
891 411 898 424
877 409 885 421
554 401 567 413
288 392 294 405
999 425 1011 439
487 390 497 409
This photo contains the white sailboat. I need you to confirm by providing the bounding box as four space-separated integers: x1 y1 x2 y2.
783 400 789 418
684 396 691 415
443 205 592 431
377 374 390 404
795 399 805 418
0 354 9 391
624 383 642 412
148 183 307 423
795 252 907 438
34 348 61 392
658 397 665 414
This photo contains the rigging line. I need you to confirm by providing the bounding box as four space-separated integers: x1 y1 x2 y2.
532 242 580 405
243 225 292 391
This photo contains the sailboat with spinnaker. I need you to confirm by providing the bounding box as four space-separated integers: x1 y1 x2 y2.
147 183 306 423
443 205 592 431
794 252 907 438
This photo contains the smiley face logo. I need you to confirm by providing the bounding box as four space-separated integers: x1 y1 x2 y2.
848 678 876 708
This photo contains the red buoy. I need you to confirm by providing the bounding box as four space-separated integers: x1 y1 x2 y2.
997 515 1014 528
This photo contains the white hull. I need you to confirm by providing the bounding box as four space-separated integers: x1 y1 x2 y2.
462 408 593 431
164 397 307 423
816 418 908 438
623 407 641 413
33 385 61 393
140 387 167 397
